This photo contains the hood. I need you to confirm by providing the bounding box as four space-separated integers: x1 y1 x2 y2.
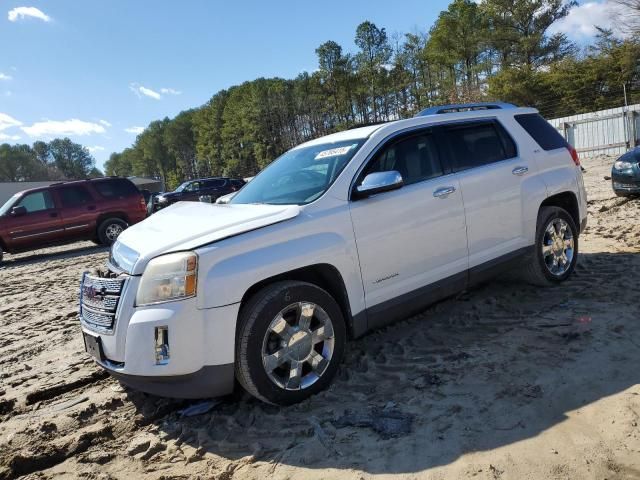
111 201 300 274
158 191 180 199
619 147 640 165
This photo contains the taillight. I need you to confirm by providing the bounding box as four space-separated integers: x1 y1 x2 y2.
567 145 580 166
139 196 147 212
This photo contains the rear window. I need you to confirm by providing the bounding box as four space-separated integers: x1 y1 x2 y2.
93 179 139 198
230 179 245 188
514 113 568 151
440 120 517 171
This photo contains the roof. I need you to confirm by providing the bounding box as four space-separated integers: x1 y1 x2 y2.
294 103 538 150
3 177 133 198
417 102 517 116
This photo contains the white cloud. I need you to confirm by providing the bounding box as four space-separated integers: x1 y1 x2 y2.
87 145 105 153
98 119 112 127
21 119 106 137
0 73 12 81
0 133 21 141
139 86 161 100
0 112 22 131
160 87 182 95
549 1 624 39
125 126 144 134
8 7 51 22
130 83 162 100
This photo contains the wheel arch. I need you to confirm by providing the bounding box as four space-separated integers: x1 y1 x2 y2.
239 263 357 338
540 191 580 232
96 212 130 228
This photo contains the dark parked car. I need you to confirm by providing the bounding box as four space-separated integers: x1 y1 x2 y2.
154 177 245 210
612 147 640 196
0 177 147 262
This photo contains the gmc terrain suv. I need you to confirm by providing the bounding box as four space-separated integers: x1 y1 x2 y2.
0 177 146 262
79 103 587 405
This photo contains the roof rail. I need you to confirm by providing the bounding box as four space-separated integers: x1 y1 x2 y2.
416 102 517 117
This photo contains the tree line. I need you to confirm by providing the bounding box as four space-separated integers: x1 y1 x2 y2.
11 0 636 188
0 139 102 182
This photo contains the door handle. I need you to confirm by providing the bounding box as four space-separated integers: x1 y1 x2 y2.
87 205 96 211
433 186 456 198
50 212 58 218
512 166 529 176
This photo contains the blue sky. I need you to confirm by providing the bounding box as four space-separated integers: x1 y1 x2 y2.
0 0 616 170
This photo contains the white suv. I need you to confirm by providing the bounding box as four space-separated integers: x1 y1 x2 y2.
79 103 587 405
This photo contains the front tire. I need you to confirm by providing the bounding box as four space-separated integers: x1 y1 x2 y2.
235 281 346 405
97 218 128 246
521 206 578 286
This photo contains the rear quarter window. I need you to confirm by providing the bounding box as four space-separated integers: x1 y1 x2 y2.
514 113 568 151
93 179 139 198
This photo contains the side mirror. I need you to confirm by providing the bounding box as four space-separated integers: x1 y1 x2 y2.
10 205 27 217
354 171 404 199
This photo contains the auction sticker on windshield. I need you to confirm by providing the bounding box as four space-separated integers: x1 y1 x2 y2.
315 145 356 160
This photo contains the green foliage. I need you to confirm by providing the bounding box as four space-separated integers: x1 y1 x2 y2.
48 138 96 179
0 138 101 182
106 1 640 185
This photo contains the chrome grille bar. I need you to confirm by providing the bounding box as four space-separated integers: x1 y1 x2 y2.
80 271 127 334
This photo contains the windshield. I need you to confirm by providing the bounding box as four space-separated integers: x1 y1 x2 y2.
0 194 19 216
230 139 366 205
174 181 191 193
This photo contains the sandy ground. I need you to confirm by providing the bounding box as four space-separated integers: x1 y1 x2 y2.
1 155 639 480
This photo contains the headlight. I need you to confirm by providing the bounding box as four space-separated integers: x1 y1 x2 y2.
157 195 167 203
614 160 633 170
136 252 197 306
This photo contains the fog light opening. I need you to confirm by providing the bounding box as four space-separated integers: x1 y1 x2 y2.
155 326 170 365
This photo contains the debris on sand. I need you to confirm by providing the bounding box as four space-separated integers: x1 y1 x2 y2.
178 400 219 417
334 406 414 438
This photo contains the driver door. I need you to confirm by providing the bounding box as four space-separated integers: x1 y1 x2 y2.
348 128 468 329
4 190 63 251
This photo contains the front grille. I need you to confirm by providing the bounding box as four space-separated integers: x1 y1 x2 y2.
80 271 126 334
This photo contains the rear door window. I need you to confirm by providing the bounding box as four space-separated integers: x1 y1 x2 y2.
204 179 226 188
15 191 55 213
514 113 568 151
439 120 517 172
93 179 138 198
58 186 93 207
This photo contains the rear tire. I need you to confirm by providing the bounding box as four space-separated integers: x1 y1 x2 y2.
97 218 128 246
235 281 346 405
521 206 578 286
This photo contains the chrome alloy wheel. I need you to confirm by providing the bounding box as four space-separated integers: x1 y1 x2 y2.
105 223 123 241
261 302 335 391
542 218 574 276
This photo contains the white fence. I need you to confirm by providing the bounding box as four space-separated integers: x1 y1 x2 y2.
549 104 640 158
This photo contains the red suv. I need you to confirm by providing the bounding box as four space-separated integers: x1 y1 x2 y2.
0 177 147 262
